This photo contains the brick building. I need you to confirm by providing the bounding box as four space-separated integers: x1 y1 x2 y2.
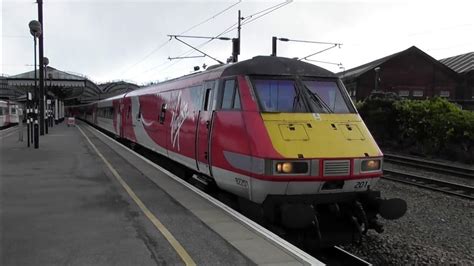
339 46 459 102
440 52 473 110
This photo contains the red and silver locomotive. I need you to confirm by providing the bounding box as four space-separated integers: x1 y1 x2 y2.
72 56 406 246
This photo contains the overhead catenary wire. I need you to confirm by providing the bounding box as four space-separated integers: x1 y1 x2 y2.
179 0 242 34
159 0 293 74
171 36 225 64
122 0 241 76
298 45 339 61
136 0 293 81
277 38 343 67
303 58 343 67
120 41 170 76
210 0 293 39
241 0 292 26
278 38 342 46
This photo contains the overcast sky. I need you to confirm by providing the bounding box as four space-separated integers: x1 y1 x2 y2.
1 0 473 85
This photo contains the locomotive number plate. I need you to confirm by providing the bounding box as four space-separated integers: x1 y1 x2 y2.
353 179 370 190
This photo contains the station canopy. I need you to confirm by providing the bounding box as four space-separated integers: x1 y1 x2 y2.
98 81 139 100
2 66 101 104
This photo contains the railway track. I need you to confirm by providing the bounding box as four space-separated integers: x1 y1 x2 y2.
384 153 474 179
383 169 474 200
315 246 371 266
83 121 371 265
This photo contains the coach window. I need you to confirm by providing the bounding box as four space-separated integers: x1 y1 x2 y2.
233 89 241 109
203 89 212 111
221 79 240 110
189 86 203 110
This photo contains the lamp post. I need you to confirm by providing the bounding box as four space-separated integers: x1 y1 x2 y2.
38 0 46 136
43 56 49 133
29 20 41 149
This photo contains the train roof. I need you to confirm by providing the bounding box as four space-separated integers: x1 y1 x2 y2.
221 56 336 77
106 56 336 100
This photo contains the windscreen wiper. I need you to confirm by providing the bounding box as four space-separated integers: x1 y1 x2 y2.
302 84 333 113
292 84 302 112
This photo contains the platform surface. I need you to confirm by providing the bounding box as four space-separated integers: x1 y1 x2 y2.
1 122 312 265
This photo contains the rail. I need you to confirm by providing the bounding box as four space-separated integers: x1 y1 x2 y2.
384 153 474 179
383 169 474 200
313 246 371 265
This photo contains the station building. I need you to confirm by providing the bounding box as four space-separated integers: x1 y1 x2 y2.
339 46 472 107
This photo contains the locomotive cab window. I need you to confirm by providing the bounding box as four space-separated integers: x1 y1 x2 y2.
251 76 354 113
302 79 353 113
252 79 304 112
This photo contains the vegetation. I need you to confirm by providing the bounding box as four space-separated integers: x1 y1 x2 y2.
357 94 474 163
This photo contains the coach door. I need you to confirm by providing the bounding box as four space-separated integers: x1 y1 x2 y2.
121 98 135 141
115 100 122 137
196 80 217 176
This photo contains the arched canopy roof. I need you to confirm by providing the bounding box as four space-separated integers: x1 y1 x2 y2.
4 66 101 102
97 81 139 100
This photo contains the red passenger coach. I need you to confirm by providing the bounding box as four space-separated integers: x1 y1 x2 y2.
70 56 407 246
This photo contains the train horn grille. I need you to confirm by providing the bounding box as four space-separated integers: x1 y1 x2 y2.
323 160 350 176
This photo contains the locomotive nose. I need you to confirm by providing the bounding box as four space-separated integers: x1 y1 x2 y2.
378 198 407 220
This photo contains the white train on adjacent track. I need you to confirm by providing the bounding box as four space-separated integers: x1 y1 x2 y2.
0 100 21 129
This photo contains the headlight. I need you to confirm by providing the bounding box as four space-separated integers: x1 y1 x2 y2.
275 161 308 174
361 159 381 172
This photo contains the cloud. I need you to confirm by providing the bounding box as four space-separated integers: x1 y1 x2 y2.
2 0 473 84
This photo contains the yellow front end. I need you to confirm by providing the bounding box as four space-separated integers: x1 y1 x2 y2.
261 113 382 159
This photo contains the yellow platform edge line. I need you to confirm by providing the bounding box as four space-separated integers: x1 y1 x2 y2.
77 125 196 266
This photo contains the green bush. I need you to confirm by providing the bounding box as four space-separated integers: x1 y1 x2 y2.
357 96 474 163
356 93 400 146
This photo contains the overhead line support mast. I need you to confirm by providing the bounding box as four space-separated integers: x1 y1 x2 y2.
232 10 243 63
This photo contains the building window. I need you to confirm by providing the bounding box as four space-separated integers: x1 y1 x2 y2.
413 90 424 97
399 90 409 97
440 91 450 97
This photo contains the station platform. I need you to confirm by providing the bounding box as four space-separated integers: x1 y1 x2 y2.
1 121 318 265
